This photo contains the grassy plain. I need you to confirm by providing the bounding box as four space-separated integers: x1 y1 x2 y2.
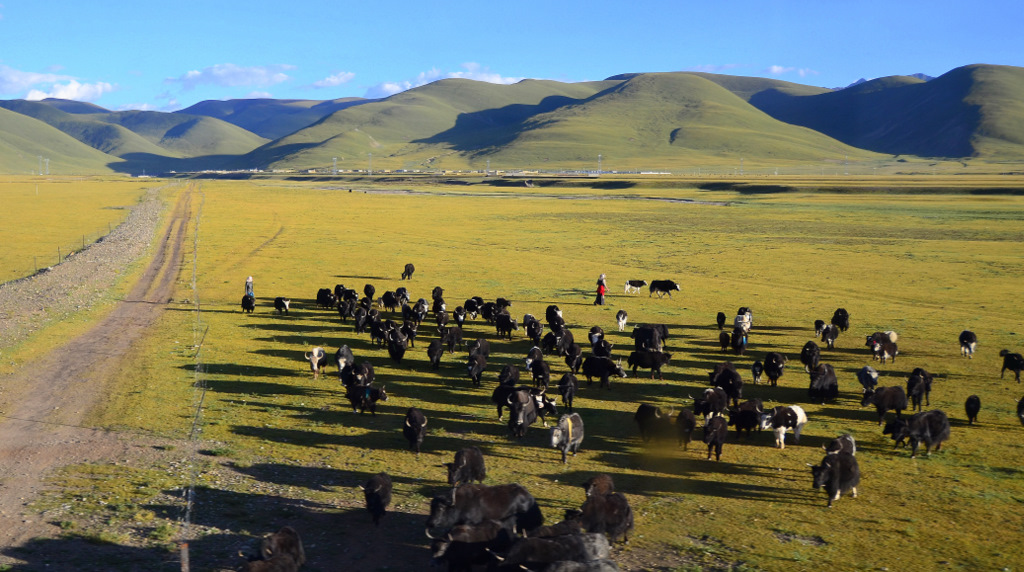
17 175 1024 571
0 177 151 283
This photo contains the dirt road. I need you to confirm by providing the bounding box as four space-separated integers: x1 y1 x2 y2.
0 185 191 555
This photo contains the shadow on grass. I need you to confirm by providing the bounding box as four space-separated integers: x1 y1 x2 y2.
334 274 392 282
243 321 335 334
537 465 814 505
178 487 431 570
205 378 328 397
182 362 303 380
1 536 182 571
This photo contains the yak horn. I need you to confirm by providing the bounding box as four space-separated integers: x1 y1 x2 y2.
806 463 815 467
425 529 438 539
304 352 311 360
405 419 411 427
423 417 427 426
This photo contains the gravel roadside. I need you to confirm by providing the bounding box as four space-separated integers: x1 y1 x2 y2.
0 184 169 359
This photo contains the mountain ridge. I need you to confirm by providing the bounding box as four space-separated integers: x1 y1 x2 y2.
0 64 1021 174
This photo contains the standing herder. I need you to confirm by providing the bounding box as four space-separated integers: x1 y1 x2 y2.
594 274 607 305
245 276 254 297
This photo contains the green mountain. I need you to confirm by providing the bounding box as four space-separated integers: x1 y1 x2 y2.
683 73 831 101
0 99 175 157
244 78 619 170
2 64 1022 174
741 64 1024 159
248 73 877 170
471 72 877 169
32 99 110 114
0 99 269 172
178 97 369 140
0 107 119 174
103 110 269 157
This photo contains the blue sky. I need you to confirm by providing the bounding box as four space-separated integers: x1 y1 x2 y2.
0 0 1019 111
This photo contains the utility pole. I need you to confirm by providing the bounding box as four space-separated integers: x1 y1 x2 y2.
598 154 602 175
368 153 372 175
332 157 337 175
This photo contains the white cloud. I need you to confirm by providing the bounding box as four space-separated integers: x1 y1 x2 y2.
311 71 355 89
365 81 411 99
0 64 74 95
25 80 114 102
117 102 159 111
685 64 740 74
245 91 273 99
447 62 524 85
364 63 524 99
166 63 295 90
765 65 819 78
116 92 182 112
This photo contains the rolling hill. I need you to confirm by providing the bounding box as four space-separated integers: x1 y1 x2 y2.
178 97 370 140
0 106 120 174
0 99 269 173
741 64 1024 159
242 78 621 170
246 73 879 171
464 72 878 169
1 64 1022 174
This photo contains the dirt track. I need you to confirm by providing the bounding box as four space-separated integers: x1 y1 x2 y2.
0 184 191 558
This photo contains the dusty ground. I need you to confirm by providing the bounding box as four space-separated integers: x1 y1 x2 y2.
0 185 189 568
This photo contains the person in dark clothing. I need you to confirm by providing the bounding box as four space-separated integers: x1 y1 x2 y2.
594 273 607 305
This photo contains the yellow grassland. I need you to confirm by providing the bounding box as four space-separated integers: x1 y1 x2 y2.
20 176 1024 570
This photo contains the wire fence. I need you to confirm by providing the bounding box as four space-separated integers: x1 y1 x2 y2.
2 211 131 285
178 183 206 572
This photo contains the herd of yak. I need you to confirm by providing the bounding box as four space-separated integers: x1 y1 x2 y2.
237 274 1024 572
